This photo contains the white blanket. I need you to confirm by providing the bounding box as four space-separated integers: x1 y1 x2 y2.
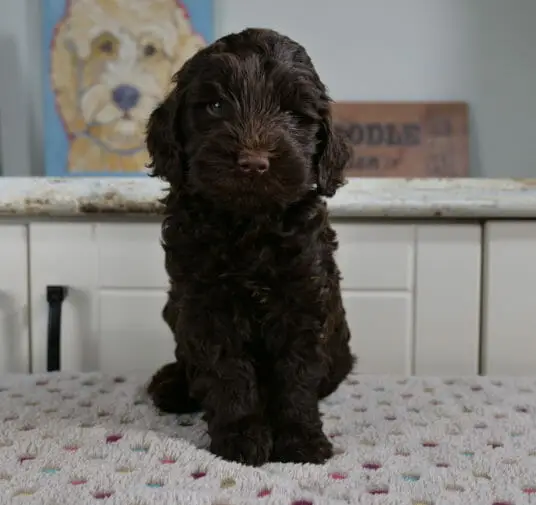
0 370 535 504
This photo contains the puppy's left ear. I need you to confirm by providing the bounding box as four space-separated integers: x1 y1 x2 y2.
314 103 351 197
146 91 185 184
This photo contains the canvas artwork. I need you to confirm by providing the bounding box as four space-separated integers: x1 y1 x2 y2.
41 0 213 176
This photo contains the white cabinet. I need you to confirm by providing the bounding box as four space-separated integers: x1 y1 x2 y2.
482 221 536 375
29 223 173 375
336 223 481 375
28 221 481 376
0 224 29 373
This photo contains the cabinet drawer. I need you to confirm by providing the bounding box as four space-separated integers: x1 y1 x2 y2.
96 223 415 292
344 291 412 374
99 290 174 374
333 223 415 290
96 223 167 288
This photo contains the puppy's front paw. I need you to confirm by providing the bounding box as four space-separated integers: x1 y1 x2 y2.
210 421 272 466
271 425 333 464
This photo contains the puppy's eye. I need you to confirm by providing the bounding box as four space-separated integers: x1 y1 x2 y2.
206 101 223 115
143 44 157 57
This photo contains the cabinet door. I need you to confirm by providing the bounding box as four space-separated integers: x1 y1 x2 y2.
482 222 536 375
414 224 481 376
29 222 173 375
0 224 29 373
334 223 415 374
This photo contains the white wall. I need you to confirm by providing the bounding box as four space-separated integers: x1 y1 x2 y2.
0 0 42 176
1 0 535 177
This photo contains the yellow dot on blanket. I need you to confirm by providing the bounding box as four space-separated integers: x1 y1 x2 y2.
220 477 236 488
13 489 36 497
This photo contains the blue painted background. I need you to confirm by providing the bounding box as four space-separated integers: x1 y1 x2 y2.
41 0 214 177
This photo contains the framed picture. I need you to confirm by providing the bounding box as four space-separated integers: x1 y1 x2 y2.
41 0 214 177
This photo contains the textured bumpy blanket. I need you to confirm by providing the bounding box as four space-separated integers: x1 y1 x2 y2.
0 370 535 504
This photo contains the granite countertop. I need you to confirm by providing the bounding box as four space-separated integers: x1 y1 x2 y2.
1 177 536 218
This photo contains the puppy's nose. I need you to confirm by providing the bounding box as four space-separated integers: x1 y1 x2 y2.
112 84 140 111
238 154 270 173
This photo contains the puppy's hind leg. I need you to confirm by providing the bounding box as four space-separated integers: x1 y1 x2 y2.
147 361 200 415
317 320 355 400
148 297 200 414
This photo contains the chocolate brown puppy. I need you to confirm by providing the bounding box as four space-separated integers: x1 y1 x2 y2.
146 27 355 466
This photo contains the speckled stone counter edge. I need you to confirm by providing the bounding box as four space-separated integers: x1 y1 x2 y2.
2 177 536 218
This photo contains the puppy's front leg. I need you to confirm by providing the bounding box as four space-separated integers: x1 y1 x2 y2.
190 357 272 466
269 342 333 464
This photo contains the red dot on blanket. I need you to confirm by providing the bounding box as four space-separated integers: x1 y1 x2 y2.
70 479 87 485
257 489 271 497
330 472 347 480
422 441 438 447
363 462 382 470
191 471 206 479
105 434 122 444
18 456 35 464
369 486 389 495
93 491 114 499
524 487 536 494
161 458 176 464
291 501 313 505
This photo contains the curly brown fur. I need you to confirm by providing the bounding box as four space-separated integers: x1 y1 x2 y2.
146 27 355 466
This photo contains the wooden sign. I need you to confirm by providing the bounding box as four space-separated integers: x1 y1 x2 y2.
331 102 469 177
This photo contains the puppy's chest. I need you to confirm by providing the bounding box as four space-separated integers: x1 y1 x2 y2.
213 245 313 301
185 238 323 311
183 231 316 280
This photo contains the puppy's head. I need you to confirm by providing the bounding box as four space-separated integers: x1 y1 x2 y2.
147 27 350 210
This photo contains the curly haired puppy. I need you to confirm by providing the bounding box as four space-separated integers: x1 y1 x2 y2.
146 27 355 466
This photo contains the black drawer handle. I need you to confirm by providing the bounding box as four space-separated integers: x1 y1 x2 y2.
46 286 68 372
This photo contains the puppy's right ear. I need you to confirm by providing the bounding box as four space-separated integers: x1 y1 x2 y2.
146 92 184 183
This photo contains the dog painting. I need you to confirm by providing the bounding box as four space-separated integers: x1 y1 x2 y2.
41 0 213 176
